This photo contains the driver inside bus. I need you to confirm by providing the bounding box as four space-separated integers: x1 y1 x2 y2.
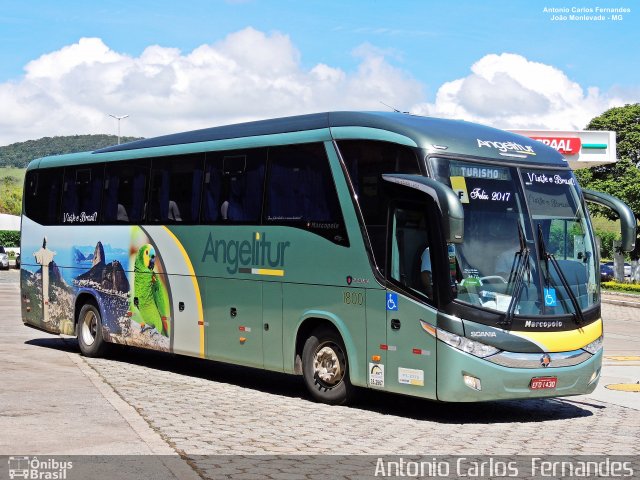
491 215 522 279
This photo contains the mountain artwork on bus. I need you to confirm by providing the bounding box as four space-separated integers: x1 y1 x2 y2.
20 220 172 351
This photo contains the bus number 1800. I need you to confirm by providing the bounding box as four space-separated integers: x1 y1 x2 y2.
343 291 364 306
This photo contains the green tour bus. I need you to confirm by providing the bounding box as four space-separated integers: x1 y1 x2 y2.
20 111 636 404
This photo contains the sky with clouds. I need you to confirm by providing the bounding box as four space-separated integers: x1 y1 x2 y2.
0 0 638 146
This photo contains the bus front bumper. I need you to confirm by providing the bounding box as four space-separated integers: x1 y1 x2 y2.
436 342 602 402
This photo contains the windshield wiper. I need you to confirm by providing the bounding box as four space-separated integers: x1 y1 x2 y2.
501 222 530 327
507 222 527 285
536 224 586 326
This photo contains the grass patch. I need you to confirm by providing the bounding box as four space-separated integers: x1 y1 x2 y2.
0 166 26 181
590 216 620 234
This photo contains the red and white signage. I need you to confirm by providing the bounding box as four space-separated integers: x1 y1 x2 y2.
530 137 581 155
509 129 616 169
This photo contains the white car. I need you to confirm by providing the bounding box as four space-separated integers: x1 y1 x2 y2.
604 261 632 277
0 246 9 270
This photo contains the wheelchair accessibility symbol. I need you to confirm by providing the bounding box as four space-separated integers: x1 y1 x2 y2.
387 293 399 311
544 288 557 307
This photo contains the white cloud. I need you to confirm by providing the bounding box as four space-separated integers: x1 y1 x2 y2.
0 36 636 146
410 53 635 131
0 30 423 145
24 37 124 80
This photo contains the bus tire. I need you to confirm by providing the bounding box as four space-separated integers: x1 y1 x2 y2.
77 303 108 357
302 326 354 405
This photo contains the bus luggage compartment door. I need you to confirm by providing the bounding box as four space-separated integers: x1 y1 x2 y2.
205 278 263 368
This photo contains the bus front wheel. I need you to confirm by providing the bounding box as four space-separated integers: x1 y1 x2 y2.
77 303 108 357
302 326 354 405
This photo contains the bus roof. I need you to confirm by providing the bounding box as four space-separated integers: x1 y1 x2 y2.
29 112 567 170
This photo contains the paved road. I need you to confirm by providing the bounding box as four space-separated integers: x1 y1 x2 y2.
0 270 198 479
1 269 638 478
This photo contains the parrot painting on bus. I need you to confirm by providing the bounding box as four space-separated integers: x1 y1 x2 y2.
130 244 171 337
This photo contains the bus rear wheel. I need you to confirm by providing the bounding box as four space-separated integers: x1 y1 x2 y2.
302 326 354 405
77 303 108 357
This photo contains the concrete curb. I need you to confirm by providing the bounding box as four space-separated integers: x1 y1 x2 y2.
602 298 640 309
67 351 201 480
602 292 640 309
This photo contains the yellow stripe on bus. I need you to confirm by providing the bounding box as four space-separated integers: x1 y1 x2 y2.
162 226 205 358
509 319 602 353
254 268 285 276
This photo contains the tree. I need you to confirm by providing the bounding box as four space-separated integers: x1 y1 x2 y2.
0 176 22 215
0 134 143 168
586 103 640 166
575 104 640 260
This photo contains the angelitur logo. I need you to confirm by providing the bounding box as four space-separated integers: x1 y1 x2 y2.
201 231 290 275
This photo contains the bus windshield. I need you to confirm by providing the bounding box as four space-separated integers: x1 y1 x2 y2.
431 158 599 317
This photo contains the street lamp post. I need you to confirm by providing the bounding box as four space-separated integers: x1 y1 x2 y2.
108 114 129 144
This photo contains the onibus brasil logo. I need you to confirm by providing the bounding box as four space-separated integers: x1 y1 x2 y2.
8 456 73 479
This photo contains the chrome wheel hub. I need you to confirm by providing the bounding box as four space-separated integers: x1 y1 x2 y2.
81 311 98 346
313 345 343 385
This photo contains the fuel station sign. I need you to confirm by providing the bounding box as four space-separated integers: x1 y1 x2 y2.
529 136 581 156
509 129 616 169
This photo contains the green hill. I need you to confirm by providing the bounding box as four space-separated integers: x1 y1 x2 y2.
0 134 143 215
0 134 143 168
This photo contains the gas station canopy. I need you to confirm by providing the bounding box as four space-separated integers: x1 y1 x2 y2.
509 129 616 170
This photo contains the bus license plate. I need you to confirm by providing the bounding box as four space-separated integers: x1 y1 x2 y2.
530 376 557 390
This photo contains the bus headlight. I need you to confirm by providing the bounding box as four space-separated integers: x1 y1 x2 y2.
582 336 603 354
436 329 500 358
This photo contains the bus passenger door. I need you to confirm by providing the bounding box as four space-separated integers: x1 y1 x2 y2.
384 204 438 399
205 278 263 368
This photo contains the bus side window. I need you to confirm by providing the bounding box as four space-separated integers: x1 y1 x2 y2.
149 154 204 224
226 151 266 222
24 169 64 225
202 148 267 224
390 206 432 299
266 143 338 222
103 160 150 224
337 140 420 270
264 143 347 244
202 153 223 223
61 166 103 224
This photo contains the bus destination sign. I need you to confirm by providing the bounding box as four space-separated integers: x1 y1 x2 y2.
450 164 510 181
